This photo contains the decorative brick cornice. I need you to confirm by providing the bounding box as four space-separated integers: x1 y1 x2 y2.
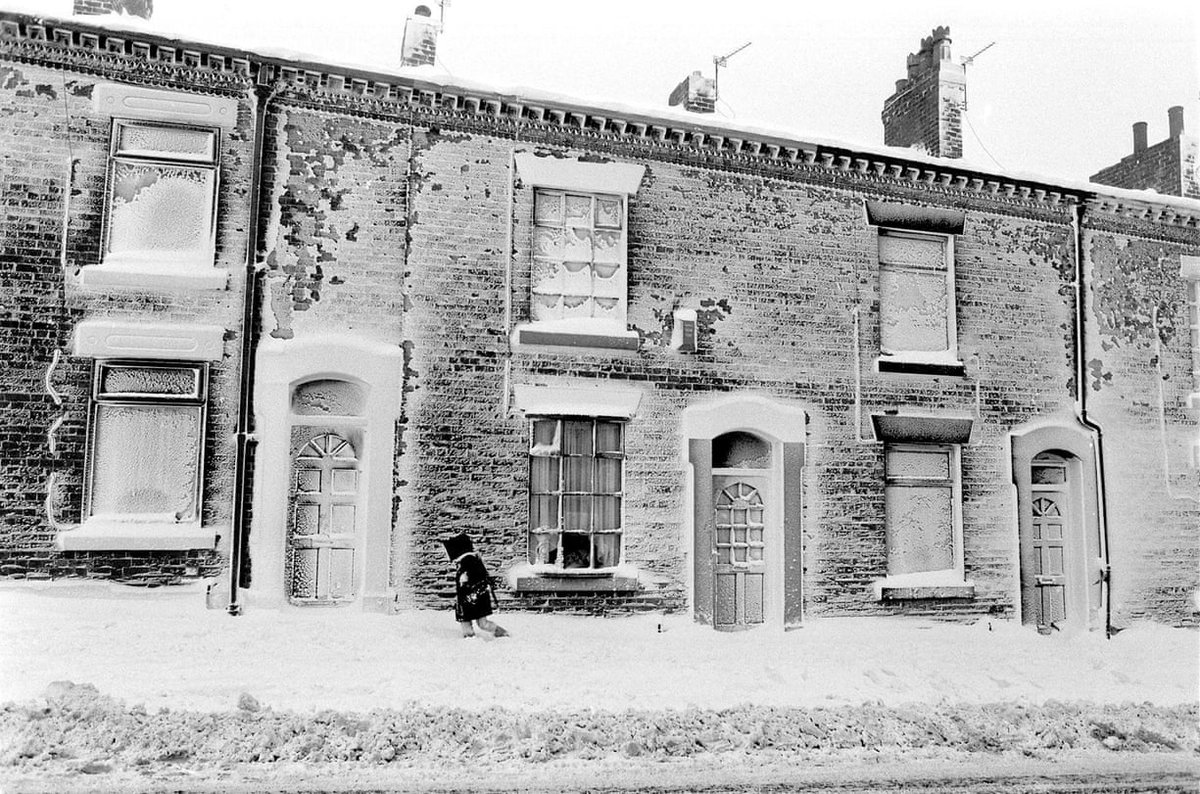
4 10 1200 233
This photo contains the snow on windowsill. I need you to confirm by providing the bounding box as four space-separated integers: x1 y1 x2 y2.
872 570 975 601
80 256 228 291
513 319 639 351
879 351 963 366
506 562 641 590
56 515 218 552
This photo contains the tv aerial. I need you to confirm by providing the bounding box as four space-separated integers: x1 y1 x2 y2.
713 41 751 103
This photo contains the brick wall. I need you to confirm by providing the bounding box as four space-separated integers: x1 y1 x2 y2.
0 57 252 582
1090 137 1184 196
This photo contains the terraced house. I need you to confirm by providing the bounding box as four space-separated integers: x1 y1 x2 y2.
2 4 1197 634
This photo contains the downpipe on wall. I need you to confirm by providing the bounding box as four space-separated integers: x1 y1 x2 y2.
228 77 279 616
1071 201 1113 639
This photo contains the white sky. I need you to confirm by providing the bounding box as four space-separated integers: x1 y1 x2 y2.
6 0 1199 183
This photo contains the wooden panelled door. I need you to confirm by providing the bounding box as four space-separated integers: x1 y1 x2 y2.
1022 454 1071 631
288 432 360 603
712 475 768 630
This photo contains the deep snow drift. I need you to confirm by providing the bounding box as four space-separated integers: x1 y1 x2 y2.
1 580 1195 713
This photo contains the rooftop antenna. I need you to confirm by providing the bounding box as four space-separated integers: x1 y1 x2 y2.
713 41 751 104
960 41 995 110
438 0 450 26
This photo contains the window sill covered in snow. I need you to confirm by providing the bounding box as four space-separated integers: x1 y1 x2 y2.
513 320 639 352
55 514 218 552
79 256 228 291
873 570 975 601
507 562 641 593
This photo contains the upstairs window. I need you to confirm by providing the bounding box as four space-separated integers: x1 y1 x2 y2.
528 417 624 570
87 362 207 524
532 190 627 325
104 121 219 269
878 228 958 367
884 443 963 577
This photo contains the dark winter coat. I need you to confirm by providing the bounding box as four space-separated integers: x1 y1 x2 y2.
454 552 497 622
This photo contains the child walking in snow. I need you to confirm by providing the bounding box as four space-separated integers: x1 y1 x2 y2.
441 532 509 639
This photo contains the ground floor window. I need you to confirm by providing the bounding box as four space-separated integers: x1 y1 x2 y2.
528 417 624 570
883 443 962 575
87 361 206 522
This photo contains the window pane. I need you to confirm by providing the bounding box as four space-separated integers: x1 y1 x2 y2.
529 495 559 531
116 123 216 162
595 458 621 493
880 267 949 353
1031 465 1066 485
879 233 945 270
107 162 215 259
886 449 950 480
563 457 593 491
530 456 560 493
595 421 623 454
564 195 591 225
561 532 591 568
90 404 201 518
291 379 365 416
534 190 562 224
528 532 559 565
594 495 621 530
886 485 954 575
531 420 558 453
593 533 620 568
562 421 593 456
594 196 622 229
593 230 622 263
100 365 200 397
563 495 591 531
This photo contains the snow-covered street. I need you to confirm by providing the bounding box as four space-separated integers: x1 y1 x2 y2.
1 580 1195 713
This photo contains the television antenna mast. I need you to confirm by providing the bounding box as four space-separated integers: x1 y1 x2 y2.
713 41 751 102
960 41 995 110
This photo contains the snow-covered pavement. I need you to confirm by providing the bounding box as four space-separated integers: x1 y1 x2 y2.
2 579 1194 713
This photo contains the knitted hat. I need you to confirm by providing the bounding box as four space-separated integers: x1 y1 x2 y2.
441 532 474 561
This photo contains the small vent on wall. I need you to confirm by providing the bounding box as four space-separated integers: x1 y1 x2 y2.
670 308 698 353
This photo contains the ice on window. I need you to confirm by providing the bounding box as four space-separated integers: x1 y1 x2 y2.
879 233 945 270
886 486 954 575
100 366 199 397
107 163 215 259
116 123 216 162
880 268 948 352
89 404 201 518
290 379 365 416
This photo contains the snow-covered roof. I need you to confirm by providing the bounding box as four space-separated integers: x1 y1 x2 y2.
3 5 1199 218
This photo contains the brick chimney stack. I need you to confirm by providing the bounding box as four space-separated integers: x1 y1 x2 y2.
400 5 438 68
1091 106 1198 199
668 71 717 114
881 26 965 159
73 0 152 18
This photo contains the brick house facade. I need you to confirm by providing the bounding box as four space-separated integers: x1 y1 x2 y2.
1 12 1197 631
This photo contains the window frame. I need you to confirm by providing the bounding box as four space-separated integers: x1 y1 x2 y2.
97 118 222 276
882 441 964 581
85 360 208 526
876 227 962 372
527 415 626 573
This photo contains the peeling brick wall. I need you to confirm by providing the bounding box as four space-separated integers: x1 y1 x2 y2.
1084 227 1200 626
0 58 251 583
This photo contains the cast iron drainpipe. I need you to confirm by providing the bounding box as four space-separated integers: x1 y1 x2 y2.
228 76 277 616
1071 201 1114 639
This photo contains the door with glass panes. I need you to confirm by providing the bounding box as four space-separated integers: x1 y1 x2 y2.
287 431 360 603
1021 453 1073 630
711 475 769 629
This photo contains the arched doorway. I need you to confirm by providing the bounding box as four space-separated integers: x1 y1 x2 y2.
1011 425 1105 633
683 396 806 631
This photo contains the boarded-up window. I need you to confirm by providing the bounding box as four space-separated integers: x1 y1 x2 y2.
884 444 960 575
531 190 627 324
878 229 955 357
88 362 206 521
528 417 624 569
104 121 219 267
